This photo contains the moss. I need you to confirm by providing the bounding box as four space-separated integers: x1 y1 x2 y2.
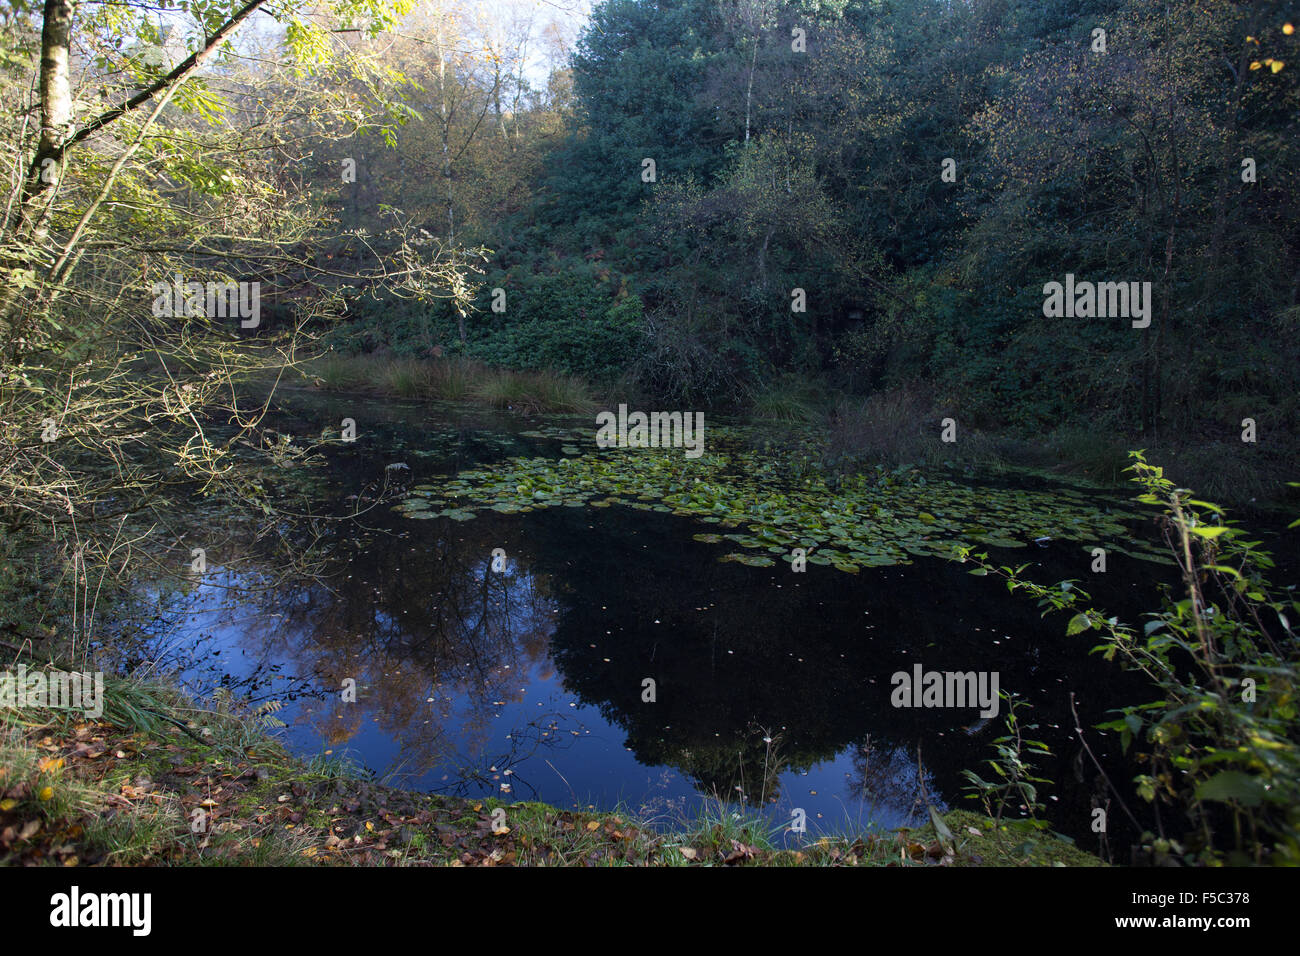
922 810 1109 867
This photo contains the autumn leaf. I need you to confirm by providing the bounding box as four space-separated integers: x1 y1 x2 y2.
718 838 757 864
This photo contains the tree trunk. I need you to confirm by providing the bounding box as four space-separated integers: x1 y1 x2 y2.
20 0 76 248
434 25 463 343
744 36 757 144
0 0 75 334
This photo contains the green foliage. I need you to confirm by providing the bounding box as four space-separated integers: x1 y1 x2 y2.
749 376 825 423
520 0 1300 449
466 271 644 381
956 452 1300 865
560 0 732 228
319 296 458 357
961 693 1055 832
324 265 644 383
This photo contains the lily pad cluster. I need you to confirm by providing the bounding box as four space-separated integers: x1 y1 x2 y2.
394 429 1172 572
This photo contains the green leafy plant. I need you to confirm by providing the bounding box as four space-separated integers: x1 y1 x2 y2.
960 691 1053 830
956 452 1300 865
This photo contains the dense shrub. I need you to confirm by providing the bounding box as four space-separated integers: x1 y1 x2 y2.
321 263 644 383
466 269 644 381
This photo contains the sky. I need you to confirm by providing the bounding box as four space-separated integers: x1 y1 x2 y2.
133 0 595 86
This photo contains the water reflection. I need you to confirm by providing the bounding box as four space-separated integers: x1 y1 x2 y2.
116 395 1180 847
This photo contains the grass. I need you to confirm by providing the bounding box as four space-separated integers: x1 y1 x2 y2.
0 658 1105 867
0 668 328 866
749 377 827 424
471 367 593 414
299 353 593 413
1043 428 1133 483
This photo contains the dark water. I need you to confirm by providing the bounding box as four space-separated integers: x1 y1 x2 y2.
128 389 1281 853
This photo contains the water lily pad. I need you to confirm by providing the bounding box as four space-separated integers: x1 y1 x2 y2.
400 424 1148 576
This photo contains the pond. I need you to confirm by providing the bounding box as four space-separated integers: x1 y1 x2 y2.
124 389 1213 850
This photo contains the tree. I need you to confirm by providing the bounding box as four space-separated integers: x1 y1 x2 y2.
0 0 487 651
